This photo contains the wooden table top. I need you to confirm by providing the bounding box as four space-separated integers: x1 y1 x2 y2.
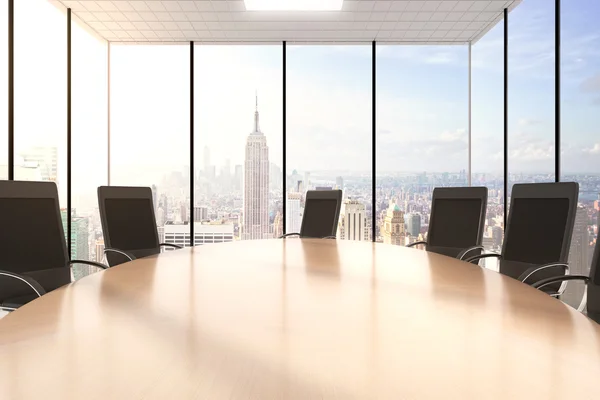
1 239 599 399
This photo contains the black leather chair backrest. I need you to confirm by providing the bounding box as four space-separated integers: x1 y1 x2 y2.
98 186 161 266
300 190 343 238
587 241 600 322
500 182 579 284
0 181 71 304
425 187 488 258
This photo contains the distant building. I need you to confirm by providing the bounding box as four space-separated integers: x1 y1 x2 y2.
194 206 209 222
20 146 58 182
242 95 271 240
492 226 503 249
273 211 283 238
405 213 421 237
382 200 405 246
151 184 158 215
270 163 282 190
180 203 188 223
163 221 234 247
335 176 344 190
286 192 302 234
61 209 91 279
95 239 105 263
338 199 370 241
564 207 591 307
304 172 311 191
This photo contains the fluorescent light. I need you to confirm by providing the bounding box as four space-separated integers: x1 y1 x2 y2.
244 0 343 11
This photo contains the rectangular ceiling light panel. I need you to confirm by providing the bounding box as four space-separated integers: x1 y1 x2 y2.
244 0 344 11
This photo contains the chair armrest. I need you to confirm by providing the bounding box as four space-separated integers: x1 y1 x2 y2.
104 248 135 261
463 253 502 264
518 263 570 288
0 270 46 297
280 233 300 238
69 260 109 270
160 243 183 249
406 241 427 248
532 275 590 312
457 246 485 260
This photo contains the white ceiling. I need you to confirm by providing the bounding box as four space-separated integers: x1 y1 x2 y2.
55 0 521 44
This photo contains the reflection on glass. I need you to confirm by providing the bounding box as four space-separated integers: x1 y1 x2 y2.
286 45 372 240
376 45 468 245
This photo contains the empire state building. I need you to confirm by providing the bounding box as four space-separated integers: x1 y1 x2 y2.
242 96 270 240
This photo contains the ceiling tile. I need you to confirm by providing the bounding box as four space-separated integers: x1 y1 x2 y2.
123 12 143 21
130 1 151 12
60 0 518 43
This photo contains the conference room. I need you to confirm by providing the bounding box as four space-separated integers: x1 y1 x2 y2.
1 0 600 398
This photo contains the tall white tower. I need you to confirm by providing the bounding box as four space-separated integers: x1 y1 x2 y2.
243 95 270 240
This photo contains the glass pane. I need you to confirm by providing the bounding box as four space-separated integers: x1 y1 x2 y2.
194 45 282 243
508 0 556 197
561 0 599 307
0 3 6 178
110 45 189 246
376 45 468 245
472 20 505 270
14 0 67 208
71 17 108 278
286 45 372 240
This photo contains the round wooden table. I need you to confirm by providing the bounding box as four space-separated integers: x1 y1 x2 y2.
1 239 599 399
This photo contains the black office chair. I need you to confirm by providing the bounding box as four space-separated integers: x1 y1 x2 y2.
0 181 108 311
465 182 579 294
281 190 343 239
406 187 488 259
98 186 182 267
532 240 600 322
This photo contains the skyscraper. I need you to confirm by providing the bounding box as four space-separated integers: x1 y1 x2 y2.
242 95 270 240
286 192 302 234
335 176 344 190
382 200 406 246
405 213 421 237
338 199 370 241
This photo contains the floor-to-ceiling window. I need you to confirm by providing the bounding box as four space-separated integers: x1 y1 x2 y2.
71 15 108 277
194 45 282 243
14 0 67 205
110 44 189 245
0 3 6 179
508 0 556 197
286 45 372 240
376 45 468 245
561 0 600 307
472 20 505 270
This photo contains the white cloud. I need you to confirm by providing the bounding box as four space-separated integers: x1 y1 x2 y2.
584 143 600 155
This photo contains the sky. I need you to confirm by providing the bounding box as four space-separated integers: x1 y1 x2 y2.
1 0 599 209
